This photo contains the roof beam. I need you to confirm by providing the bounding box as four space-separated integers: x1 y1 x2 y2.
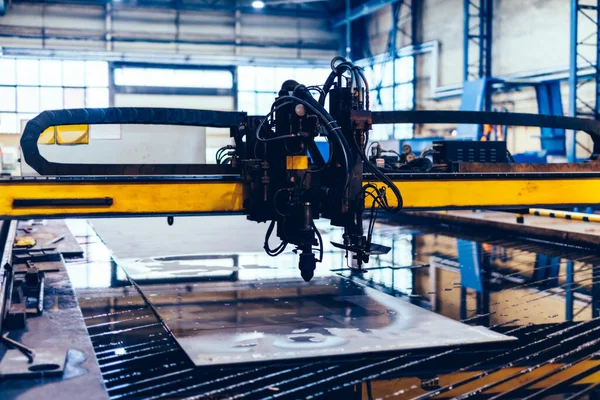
331 0 401 28
10 0 331 19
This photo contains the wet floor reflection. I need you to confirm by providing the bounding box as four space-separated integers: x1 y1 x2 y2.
65 219 600 331
61 219 600 398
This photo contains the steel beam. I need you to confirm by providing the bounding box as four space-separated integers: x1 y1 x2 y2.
331 0 401 28
463 0 493 84
569 0 579 163
12 0 328 19
2 172 600 219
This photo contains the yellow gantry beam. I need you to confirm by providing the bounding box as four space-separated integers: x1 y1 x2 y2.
368 177 600 209
0 175 599 219
0 180 244 219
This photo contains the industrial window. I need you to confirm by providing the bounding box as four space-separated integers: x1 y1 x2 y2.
237 66 331 115
0 58 109 134
363 56 414 140
113 67 233 89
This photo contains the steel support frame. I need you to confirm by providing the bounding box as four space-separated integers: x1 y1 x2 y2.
463 0 492 82
332 0 403 28
463 0 493 110
569 0 600 162
389 0 418 137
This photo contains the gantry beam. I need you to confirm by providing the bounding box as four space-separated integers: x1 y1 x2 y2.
1 173 600 219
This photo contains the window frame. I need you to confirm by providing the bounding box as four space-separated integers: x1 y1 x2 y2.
0 58 110 134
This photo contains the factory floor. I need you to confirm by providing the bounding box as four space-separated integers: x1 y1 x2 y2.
49 214 600 399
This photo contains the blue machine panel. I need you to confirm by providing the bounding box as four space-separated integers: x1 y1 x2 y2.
456 79 489 140
535 81 566 156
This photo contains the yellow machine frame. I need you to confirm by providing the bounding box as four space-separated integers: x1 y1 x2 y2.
0 174 598 219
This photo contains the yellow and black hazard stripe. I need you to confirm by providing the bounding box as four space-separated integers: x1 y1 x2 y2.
529 208 600 223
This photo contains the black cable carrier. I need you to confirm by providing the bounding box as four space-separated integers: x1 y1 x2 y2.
21 107 247 176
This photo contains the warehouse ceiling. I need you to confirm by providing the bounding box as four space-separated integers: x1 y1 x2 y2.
10 0 348 18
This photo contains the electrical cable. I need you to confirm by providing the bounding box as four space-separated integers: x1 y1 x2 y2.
289 89 353 186
355 135 404 211
319 56 356 105
354 66 370 110
506 150 516 163
264 220 288 256
311 220 324 263
367 141 380 157
216 145 235 164
275 93 352 185
306 85 326 99
255 101 297 142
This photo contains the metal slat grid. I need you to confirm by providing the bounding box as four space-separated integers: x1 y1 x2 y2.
69 223 600 399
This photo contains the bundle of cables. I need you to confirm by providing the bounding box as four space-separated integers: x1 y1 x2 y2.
263 220 287 257
263 219 323 262
216 145 236 165
256 57 404 261
362 183 390 247
318 56 370 110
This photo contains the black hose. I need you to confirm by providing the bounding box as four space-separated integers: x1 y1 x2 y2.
356 135 404 211
293 85 353 175
264 220 287 256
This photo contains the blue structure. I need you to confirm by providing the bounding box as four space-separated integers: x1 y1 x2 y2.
536 81 566 157
457 239 484 293
569 0 600 162
533 254 561 289
459 0 493 140
511 80 569 163
456 79 491 139
463 0 493 106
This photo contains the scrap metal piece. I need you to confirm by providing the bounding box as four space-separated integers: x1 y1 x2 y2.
0 348 66 378
2 333 35 363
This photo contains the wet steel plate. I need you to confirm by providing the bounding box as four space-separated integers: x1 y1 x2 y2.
118 254 514 367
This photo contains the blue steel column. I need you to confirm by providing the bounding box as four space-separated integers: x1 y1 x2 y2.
463 0 469 82
568 0 578 163
463 0 493 110
345 0 351 60
411 0 418 110
597 3 600 120
483 0 492 111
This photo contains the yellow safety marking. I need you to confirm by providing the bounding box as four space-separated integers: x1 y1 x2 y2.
56 124 89 145
0 181 244 218
366 178 600 210
38 126 56 145
286 155 308 170
530 208 600 223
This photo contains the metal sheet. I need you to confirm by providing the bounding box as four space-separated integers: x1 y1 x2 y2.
119 255 514 367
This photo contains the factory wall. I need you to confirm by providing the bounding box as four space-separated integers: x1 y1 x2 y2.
365 0 590 156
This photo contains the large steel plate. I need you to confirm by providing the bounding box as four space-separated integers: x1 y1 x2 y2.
117 253 514 367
